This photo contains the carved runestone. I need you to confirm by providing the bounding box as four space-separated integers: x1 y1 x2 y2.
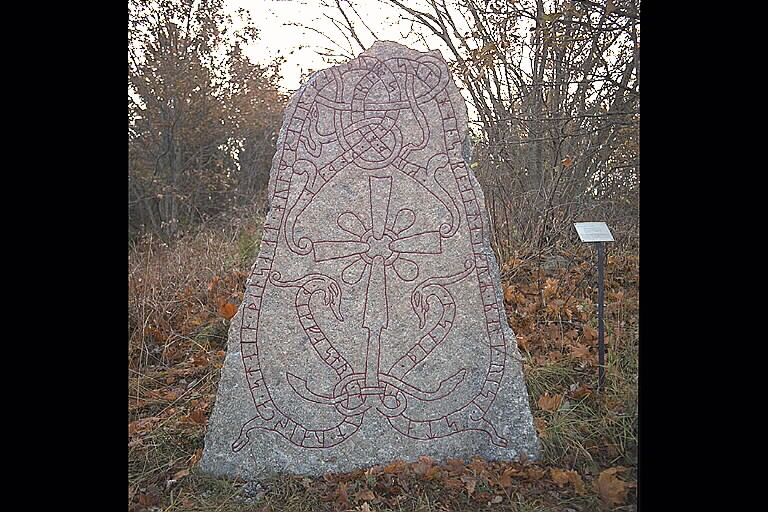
200 41 540 478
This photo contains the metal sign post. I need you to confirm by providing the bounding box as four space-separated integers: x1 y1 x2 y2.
574 222 614 391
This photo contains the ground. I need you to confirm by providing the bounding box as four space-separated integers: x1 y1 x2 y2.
128 224 638 511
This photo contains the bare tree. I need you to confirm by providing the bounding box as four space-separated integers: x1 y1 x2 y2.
319 0 640 260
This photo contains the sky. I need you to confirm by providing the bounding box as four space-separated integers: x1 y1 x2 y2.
223 0 455 91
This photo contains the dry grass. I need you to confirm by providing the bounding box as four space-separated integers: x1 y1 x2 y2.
128 216 638 511
128 213 263 370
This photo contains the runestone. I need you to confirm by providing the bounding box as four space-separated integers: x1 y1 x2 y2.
200 41 540 478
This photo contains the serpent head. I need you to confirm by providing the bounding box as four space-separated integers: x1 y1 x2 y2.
411 289 430 329
322 279 344 321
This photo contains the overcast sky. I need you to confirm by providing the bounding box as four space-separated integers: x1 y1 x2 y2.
224 0 453 91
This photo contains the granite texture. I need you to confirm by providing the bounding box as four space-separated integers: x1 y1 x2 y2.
200 41 540 479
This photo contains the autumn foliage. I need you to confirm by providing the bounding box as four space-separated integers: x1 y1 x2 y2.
128 0 286 242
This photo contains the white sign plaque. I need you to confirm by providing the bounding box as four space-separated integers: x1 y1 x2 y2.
574 222 614 243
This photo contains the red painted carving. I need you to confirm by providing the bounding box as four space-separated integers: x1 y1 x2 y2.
232 51 509 452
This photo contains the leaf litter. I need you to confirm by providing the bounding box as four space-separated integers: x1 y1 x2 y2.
129 244 638 511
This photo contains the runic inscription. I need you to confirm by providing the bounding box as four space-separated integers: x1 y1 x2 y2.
201 41 540 478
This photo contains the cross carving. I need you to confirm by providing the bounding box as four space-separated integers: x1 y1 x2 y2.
312 175 443 389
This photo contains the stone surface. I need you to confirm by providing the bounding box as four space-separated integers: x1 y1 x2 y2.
200 41 540 479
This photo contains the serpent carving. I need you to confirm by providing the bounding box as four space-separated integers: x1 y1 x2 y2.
233 267 477 450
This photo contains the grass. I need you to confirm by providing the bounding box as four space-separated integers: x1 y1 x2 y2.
128 216 638 511
524 333 638 473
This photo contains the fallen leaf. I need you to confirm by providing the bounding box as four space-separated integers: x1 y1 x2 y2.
489 495 503 504
499 466 521 488
468 456 486 472
444 458 465 474
425 464 442 480
137 487 161 507
129 416 160 436
189 447 203 466
192 353 210 367
550 468 570 486
595 466 635 505
562 155 574 168
569 343 591 360
442 478 464 490
538 392 563 412
570 383 592 399
382 460 407 474
412 455 434 477
354 489 375 502
359 502 371 512
172 469 190 480
219 302 236 320
550 468 586 495
525 466 546 480
336 481 350 507
184 408 206 424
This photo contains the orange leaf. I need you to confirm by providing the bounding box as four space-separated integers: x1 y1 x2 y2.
525 466 546 480
569 343 591 360
425 464 442 480
570 383 593 399
594 467 635 505
550 468 570 486
550 468 586 495
382 460 408 474
562 155 574 168
172 469 190 481
190 409 206 424
537 392 563 412
499 466 521 488
412 455 435 477
219 302 236 319
189 447 203 466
